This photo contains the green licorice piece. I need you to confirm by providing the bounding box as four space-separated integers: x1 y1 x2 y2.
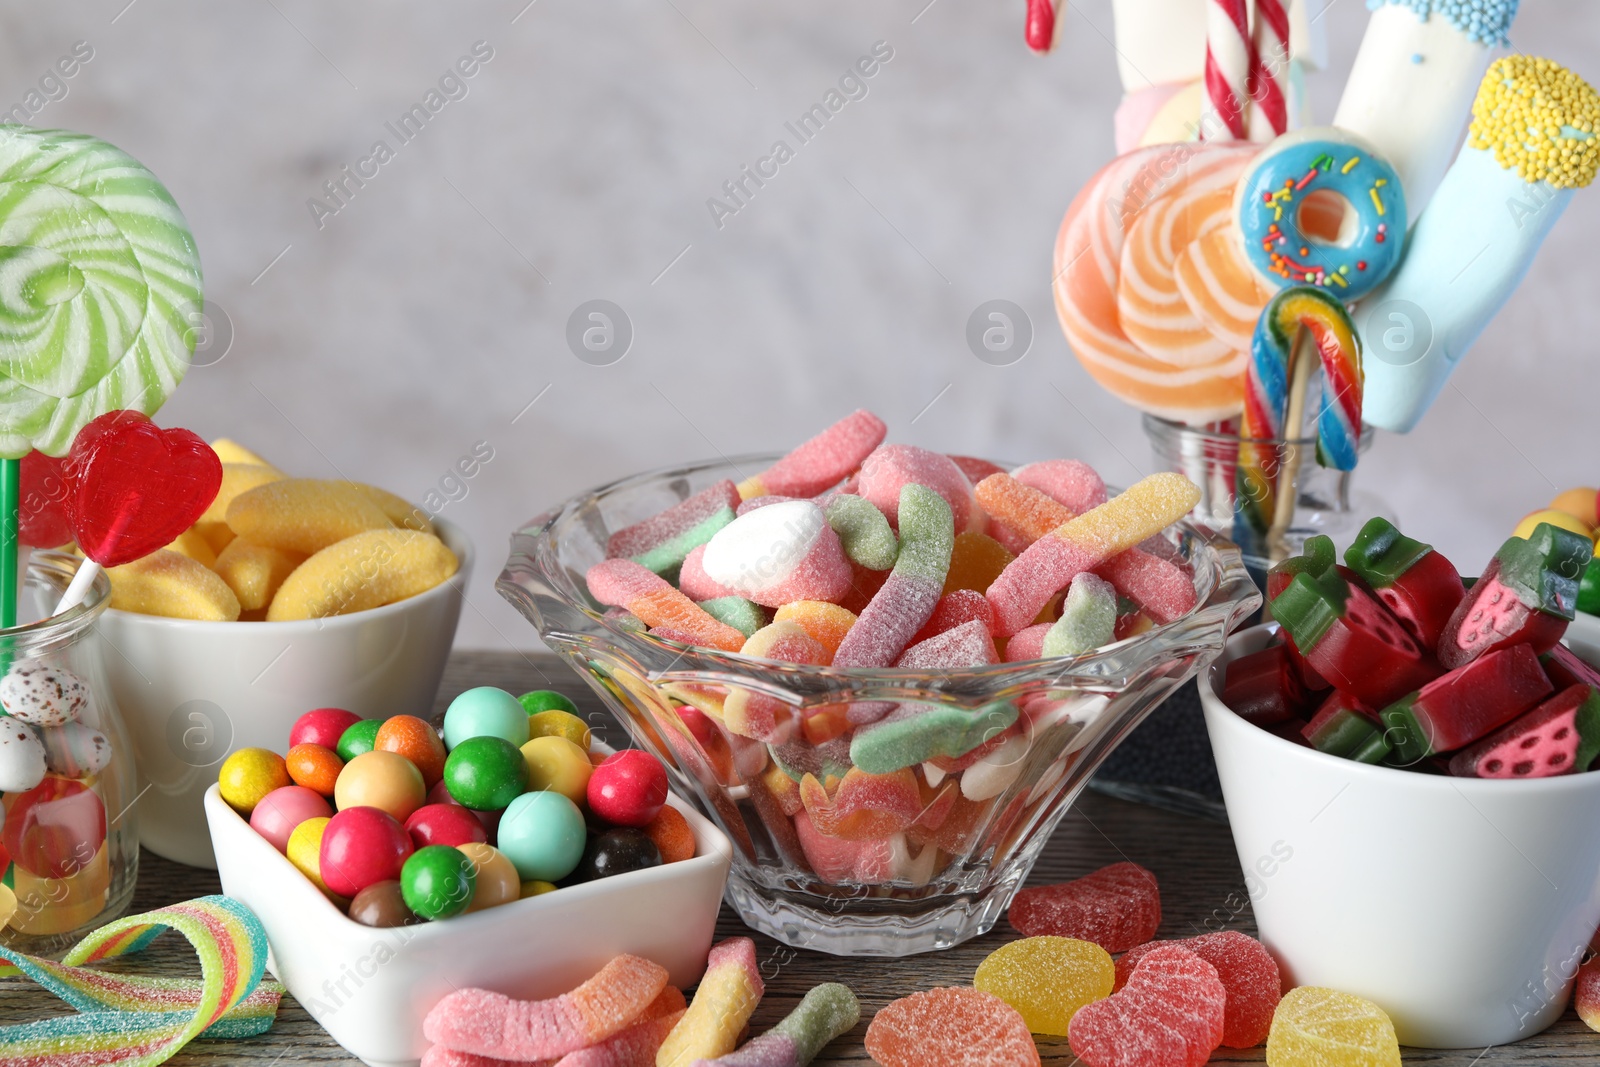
1269 571 1352 652
633 507 733 575
1495 523 1591 619
850 700 1018 774
1580 558 1600 617
696 596 768 638
1378 695 1429 765
894 484 955 588
1344 517 1432 589
1306 706 1391 764
824 494 898 571
1268 534 1337 597
1042 573 1117 657
1578 688 1600 772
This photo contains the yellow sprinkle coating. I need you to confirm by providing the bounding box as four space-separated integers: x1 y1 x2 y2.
1469 55 1600 189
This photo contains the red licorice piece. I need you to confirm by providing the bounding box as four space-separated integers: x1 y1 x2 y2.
1271 570 1433 710
1379 643 1554 764
1221 643 1306 727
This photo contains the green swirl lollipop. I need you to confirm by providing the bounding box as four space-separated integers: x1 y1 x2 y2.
0 127 202 459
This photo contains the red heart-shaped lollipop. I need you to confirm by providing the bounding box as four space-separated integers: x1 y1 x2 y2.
66 411 222 567
19 450 73 549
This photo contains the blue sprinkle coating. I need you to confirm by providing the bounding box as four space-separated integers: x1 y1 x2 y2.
1365 0 1519 47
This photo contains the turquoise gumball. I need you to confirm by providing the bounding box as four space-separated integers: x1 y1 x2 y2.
442 687 531 750
496 791 587 882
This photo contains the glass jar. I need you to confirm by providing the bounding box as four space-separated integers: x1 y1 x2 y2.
0 551 138 956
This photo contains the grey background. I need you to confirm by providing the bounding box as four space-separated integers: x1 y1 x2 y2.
3 1 1593 650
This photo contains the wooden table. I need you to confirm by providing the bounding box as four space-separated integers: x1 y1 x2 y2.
4 651 1594 1065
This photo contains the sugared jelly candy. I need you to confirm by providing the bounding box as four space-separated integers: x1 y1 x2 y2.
1379 643 1553 764
910 589 998 645
865 987 1041 1067
1448 683 1600 778
857 444 980 533
1068 944 1225 1067
773 601 857 661
942 531 1014 596
699 500 853 608
656 937 764 1066
1113 931 1280 1049
824 493 898 571
1222 643 1306 727
1013 458 1107 513
973 936 1114 1036
1576 955 1600 1032
896 619 998 670
642 805 697 864
691 982 859 1067
1343 517 1465 649
798 766 923 839
1008 861 1161 952
832 484 955 668
737 409 886 499
1265 987 1400 1067
423 954 670 1060
849 700 1017 775
606 479 740 575
1042 572 1117 657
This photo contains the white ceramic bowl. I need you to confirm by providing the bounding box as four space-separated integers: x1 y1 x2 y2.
1200 624 1600 1048
1564 610 1600 665
205 782 732 1067
102 519 472 868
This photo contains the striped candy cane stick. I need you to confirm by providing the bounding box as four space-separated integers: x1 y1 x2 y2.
1249 0 1290 140
1201 0 1254 140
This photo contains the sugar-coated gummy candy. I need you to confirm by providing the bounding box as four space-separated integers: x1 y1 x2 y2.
823 493 898 571
225 477 394 555
794 809 893 883
724 622 830 740
1043 572 1118 657
689 982 859 1067
850 699 1017 775
607 479 741 575
657 937 764 1066
772 601 857 660
319 805 414 898
497 789 588 882
249 785 333 853
108 549 242 620
588 750 669 828
199 461 284 524
975 472 1074 543
865 987 1040 1067
212 536 305 612
458 841 521 912
858 444 980 534
1114 931 1281 1048
798 766 925 839
350 879 421 928
558 1010 685 1067
1013 458 1108 514
1004 623 1052 662
424 954 671 1060
1068 944 1225 1067
896 618 998 670
1008 861 1162 952
36 720 112 777
679 544 739 602
1097 541 1198 625
643 805 697 864
1576 955 1600 1032
944 531 1015 596
338 718 383 762
587 558 747 652
696 596 768 639
912 588 999 645
401 844 477 920
698 501 852 608
737 409 886 499
974 936 1114 1036
1265 987 1400 1067
0 717 47 793
0 664 88 727
376 714 448 788
832 484 954 668
268 528 458 620
218 747 291 814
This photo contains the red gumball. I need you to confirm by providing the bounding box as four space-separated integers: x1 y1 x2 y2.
404 803 488 850
3 776 107 879
290 708 362 751
586 750 669 828
319 806 413 898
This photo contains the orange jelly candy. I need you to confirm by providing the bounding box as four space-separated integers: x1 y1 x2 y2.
866 987 1040 1067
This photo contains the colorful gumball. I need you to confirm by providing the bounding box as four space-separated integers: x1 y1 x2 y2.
374 714 447 787
290 707 362 750
248 785 332 853
404 802 489 850
401 845 477 921
520 735 593 804
642 805 696 864
443 736 529 811
217 747 290 815
286 816 337 898
496 790 587 883
319 806 414 899
334 750 427 823
349 880 420 927
458 841 521 912
526 708 591 750
573 827 661 882
336 719 382 762
587 750 668 828
443 687 531 750
518 690 580 717
285 743 344 796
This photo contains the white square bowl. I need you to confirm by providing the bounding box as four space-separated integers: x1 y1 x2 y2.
205 782 733 1067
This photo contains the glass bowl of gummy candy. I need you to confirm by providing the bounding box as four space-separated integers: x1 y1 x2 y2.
497 413 1262 955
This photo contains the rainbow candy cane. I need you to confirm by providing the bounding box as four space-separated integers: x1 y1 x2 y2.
1236 286 1364 538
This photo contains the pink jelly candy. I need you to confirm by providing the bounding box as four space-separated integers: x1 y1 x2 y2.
1069 944 1225 1067
1114 931 1281 1048
586 559 745 652
605 480 741 573
857 444 980 533
1009 861 1162 951
1003 623 1052 662
911 588 1000 643
832 485 954 669
794 809 894 883
865 987 1041 1067
1012 459 1107 514
948 454 1007 485
698 500 853 608
739 410 886 499
679 544 739 602
1096 541 1197 625
895 619 999 670
798 766 923 839
723 622 829 741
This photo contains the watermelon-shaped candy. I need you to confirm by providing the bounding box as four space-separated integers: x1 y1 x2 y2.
1448 685 1600 778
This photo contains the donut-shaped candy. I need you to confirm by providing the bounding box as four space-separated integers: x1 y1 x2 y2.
1233 127 1406 302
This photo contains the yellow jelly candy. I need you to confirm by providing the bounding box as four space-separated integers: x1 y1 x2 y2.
266 529 457 621
201 463 288 525
944 531 1015 596
213 537 306 612
218 747 290 814
528 709 592 750
0 882 15 930
356 483 434 534
1266 987 1400 1067
108 550 242 621
974 936 1114 1036
520 735 593 804
209 438 278 470
194 521 236 555
161 526 218 568
227 478 394 556
287 815 343 900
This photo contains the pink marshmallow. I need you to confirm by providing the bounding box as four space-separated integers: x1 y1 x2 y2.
895 619 999 670
1012 459 1107 515
741 410 886 498
857 445 980 534
1004 623 1052 662
698 501 852 608
678 544 738 601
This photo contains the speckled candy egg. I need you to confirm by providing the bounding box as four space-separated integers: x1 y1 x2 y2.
37 722 111 778
0 718 47 792
0 664 89 727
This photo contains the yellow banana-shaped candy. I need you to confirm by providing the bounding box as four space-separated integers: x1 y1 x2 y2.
108 551 242 621
161 526 217 568
213 537 307 612
208 438 279 470
227 478 394 556
266 529 457 621
201 463 287 525
354 483 434 534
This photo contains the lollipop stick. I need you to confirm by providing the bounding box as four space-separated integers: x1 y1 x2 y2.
55 560 102 616
0 458 17 628
1267 332 1313 562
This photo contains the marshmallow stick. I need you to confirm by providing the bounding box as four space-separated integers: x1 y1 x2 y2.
1362 56 1599 433
1333 1 1518 223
